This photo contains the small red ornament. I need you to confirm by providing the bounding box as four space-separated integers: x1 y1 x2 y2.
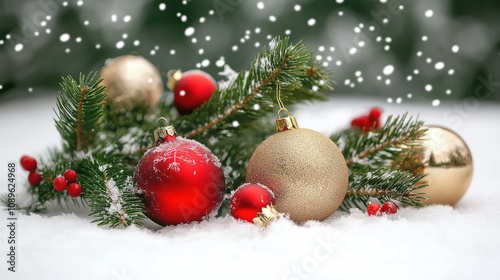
64 169 78 183
28 172 42 186
67 183 82 197
381 201 398 214
168 70 217 115
367 202 382 216
20 155 37 172
351 107 383 132
134 119 225 226
230 183 276 223
53 176 68 192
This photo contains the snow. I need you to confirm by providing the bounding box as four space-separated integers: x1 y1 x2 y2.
1 95 500 279
106 178 126 218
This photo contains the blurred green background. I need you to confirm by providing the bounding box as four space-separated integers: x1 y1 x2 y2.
0 0 499 103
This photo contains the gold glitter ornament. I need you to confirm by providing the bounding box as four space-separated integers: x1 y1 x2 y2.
100 55 163 109
400 125 474 205
245 86 348 223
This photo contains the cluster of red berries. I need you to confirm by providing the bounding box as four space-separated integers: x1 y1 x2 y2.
53 170 82 197
20 155 82 197
367 201 398 216
20 155 43 186
351 107 383 133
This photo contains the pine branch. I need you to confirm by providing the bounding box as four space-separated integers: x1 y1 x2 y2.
55 72 106 151
1 148 86 214
331 114 428 211
79 155 145 227
340 167 427 211
175 36 331 142
332 114 426 170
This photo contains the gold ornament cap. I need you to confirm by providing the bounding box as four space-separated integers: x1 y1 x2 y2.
252 205 280 227
274 83 298 132
167 69 183 91
154 117 177 143
276 109 299 132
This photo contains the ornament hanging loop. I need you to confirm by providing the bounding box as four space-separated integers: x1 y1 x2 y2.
275 84 298 132
277 108 290 119
157 117 169 127
154 117 177 143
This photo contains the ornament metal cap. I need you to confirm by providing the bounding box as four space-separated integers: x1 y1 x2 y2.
167 69 183 91
252 205 280 227
275 84 298 132
276 109 298 132
154 117 177 142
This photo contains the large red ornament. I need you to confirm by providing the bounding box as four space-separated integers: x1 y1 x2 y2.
134 121 225 226
168 70 217 115
230 183 275 223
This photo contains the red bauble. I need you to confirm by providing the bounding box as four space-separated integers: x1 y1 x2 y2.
134 134 225 226
67 183 82 197
53 176 68 192
28 172 42 186
173 70 217 115
381 201 398 214
367 202 382 216
230 183 275 223
20 155 37 172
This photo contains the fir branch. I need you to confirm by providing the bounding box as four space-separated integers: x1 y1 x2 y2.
333 114 426 169
332 114 428 211
78 155 144 227
175 36 331 141
340 167 427 211
1 149 86 214
55 72 106 151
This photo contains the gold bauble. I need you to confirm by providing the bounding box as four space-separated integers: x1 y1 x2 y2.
246 117 348 223
100 55 163 109
400 126 474 205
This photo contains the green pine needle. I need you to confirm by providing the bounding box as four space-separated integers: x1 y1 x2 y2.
55 72 106 151
79 155 145 228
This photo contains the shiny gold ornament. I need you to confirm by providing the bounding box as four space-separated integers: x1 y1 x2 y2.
400 126 474 205
246 86 348 223
100 55 163 109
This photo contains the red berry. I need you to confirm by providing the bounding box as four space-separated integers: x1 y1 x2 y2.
369 107 383 121
351 115 371 133
381 201 399 214
28 172 42 186
53 176 68 192
20 155 37 172
67 183 82 197
367 202 382 216
64 169 78 183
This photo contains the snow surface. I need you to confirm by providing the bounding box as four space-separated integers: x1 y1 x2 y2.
1 95 500 280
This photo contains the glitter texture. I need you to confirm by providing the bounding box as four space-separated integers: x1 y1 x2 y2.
246 128 348 223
